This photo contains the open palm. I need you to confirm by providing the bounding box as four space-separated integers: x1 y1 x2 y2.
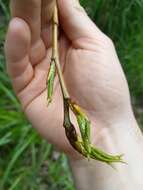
5 0 131 158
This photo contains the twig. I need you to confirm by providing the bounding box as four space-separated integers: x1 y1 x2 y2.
50 2 70 99
47 0 125 165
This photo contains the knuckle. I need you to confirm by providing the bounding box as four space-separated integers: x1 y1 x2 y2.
104 36 114 48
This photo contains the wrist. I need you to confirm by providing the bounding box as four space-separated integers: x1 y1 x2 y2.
69 115 143 189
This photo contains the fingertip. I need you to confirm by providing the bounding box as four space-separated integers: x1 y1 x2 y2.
58 0 98 42
5 17 31 63
7 17 31 46
58 0 104 44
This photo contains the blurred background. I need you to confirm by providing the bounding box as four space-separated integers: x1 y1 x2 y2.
0 0 143 189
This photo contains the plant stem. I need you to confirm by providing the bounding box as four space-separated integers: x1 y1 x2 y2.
50 1 124 165
52 2 70 99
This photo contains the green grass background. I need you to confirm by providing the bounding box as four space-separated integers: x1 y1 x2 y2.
0 0 143 189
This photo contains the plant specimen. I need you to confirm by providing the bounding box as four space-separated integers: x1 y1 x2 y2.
47 1 125 166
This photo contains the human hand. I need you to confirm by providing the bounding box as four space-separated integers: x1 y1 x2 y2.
5 0 132 159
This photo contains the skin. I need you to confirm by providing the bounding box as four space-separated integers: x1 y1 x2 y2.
5 0 143 189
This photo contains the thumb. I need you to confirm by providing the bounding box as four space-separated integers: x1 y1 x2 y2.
58 0 103 42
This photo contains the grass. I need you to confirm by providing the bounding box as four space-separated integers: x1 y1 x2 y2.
0 0 143 189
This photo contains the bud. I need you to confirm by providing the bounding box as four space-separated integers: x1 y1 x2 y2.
63 98 125 165
47 59 56 104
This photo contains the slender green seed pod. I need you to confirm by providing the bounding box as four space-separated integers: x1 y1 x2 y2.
47 60 56 104
91 146 124 161
90 146 124 163
76 115 91 158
